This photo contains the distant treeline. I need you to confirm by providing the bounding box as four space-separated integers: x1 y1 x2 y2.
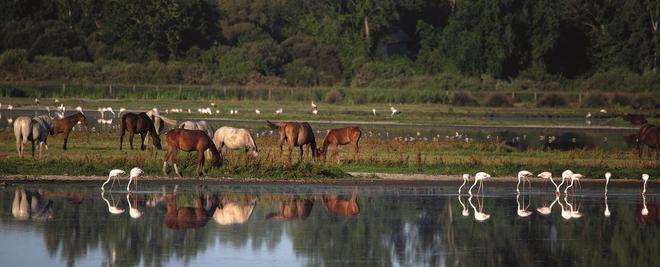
0 0 659 91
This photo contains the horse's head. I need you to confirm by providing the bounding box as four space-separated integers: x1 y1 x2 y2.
153 135 163 150
77 112 88 125
317 148 327 161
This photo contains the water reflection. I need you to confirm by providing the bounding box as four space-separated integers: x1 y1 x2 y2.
0 184 657 266
12 188 53 221
101 191 125 215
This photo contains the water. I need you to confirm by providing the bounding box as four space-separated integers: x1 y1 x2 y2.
0 182 656 266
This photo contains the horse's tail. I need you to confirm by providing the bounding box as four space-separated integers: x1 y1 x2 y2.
639 124 658 144
266 120 282 130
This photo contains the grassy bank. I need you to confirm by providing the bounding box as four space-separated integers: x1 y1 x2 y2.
0 128 657 180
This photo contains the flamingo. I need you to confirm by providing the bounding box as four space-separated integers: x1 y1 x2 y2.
516 192 533 217
516 170 533 193
311 101 317 109
101 191 125 215
468 195 490 221
275 108 283 115
604 193 611 217
537 172 560 195
127 167 143 192
102 169 126 191
372 108 376 116
556 169 573 193
255 109 261 115
126 193 142 219
642 174 649 194
641 193 648 216
605 172 611 194
564 173 583 196
458 174 469 194
537 195 560 215
390 106 399 117
468 172 491 196
106 107 115 118
558 197 573 220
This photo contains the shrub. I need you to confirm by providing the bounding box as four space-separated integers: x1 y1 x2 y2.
284 60 317 86
484 93 513 107
324 89 344 104
450 92 478 106
581 92 609 108
537 93 568 107
632 94 660 109
350 57 417 88
0 49 28 80
611 93 631 107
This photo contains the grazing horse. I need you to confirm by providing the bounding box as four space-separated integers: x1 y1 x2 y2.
623 113 648 125
163 128 221 177
13 116 54 158
143 109 177 149
52 112 87 150
318 127 362 162
266 120 318 161
119 112 162 150
164 190 219 230
213 126 259 158
265 197 314 221
321 191 360 218
638 124 660 159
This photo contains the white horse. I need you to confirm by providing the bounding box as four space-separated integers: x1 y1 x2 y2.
13 115 54 158
143 109 177 148
179 120 214 138
213 126 259 158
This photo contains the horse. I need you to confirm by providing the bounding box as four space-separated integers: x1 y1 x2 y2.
164 190 219 230
623 113 649 125
143 109 177 149
52 112 87 150
179 120 214 139
638 124 659 159
266 120 318 161
13 116 54 159
213 126 259 158
163 128 221 177
265 197 314 221
318 127 362 162
212 198 257 225
321 191 360 218
119 112 162 150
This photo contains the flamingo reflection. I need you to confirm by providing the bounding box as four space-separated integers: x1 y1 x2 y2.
516 192 532 217
536 195 560 215
457 194 469 217
641 193 648 216
101 191 125 215
604 172 611 217
126 193 142 219
467 194 490 221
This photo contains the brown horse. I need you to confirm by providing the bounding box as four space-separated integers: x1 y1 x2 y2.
318 127 362 162
163 128 221 177
164 190 219 230
623 113 648 125
321 191 360 218
265 197 314 221
638 124 659 159
266 120 318 161
52 112 87 150
119 112 161 150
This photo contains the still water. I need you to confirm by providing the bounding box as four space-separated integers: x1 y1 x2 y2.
0 182 657 266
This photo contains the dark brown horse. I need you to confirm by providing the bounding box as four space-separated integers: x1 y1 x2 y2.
638 124 659 159
265 197 314 221
119 112 162 150
266 120 318 161
318 127 362 162
623 113 648 125
163 128 221 177
52 112 87 150
321 191 360 218
164 190 219 230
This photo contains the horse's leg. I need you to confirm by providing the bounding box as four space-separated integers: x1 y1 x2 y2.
638 140 642 159
333 143 339 162
163 147 172 175
38 141 44 159
62 130 69 150
16 136 21 158
353 141 359 161
299 145 304 162
172 150 182 177
140 132 146 150
31 140 35 158
279 136 285 157
129 131 135 150
197 150 205 176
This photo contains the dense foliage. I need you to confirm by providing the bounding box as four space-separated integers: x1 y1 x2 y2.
0 0 659 90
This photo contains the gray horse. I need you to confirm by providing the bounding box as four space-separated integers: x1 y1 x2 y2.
13 115 54 158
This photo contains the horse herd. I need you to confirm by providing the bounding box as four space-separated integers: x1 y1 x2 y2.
12 111 362 177
12 111 658 176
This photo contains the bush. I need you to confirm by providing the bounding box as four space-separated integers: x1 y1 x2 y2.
350 57 417 88
537 93 568 107
0 49 28 80
324 89 344 104
450 92 478 106
632 94 660 109
484 93 513 107
611 93 631 107
284 60 318 86
581 92 609 108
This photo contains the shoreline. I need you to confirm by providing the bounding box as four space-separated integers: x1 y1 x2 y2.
1 172 656 185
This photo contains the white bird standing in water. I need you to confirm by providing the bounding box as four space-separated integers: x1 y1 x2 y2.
604 172 611 194
564 173 584 195
538 172 560 195
517 170 533 193
127 167 143 192
642 174 649 194
556 169 573 193
102 169 126 191
458 174 470 194
468 172 491 196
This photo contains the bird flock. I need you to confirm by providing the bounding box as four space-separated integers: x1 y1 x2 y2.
457 171 652 222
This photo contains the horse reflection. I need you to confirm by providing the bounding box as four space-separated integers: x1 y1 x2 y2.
467 194 490 221
164 189 218 230
213 196 257 225
266 196 314 221
12 189 53 221
321 191 360 218
537 195 560 215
